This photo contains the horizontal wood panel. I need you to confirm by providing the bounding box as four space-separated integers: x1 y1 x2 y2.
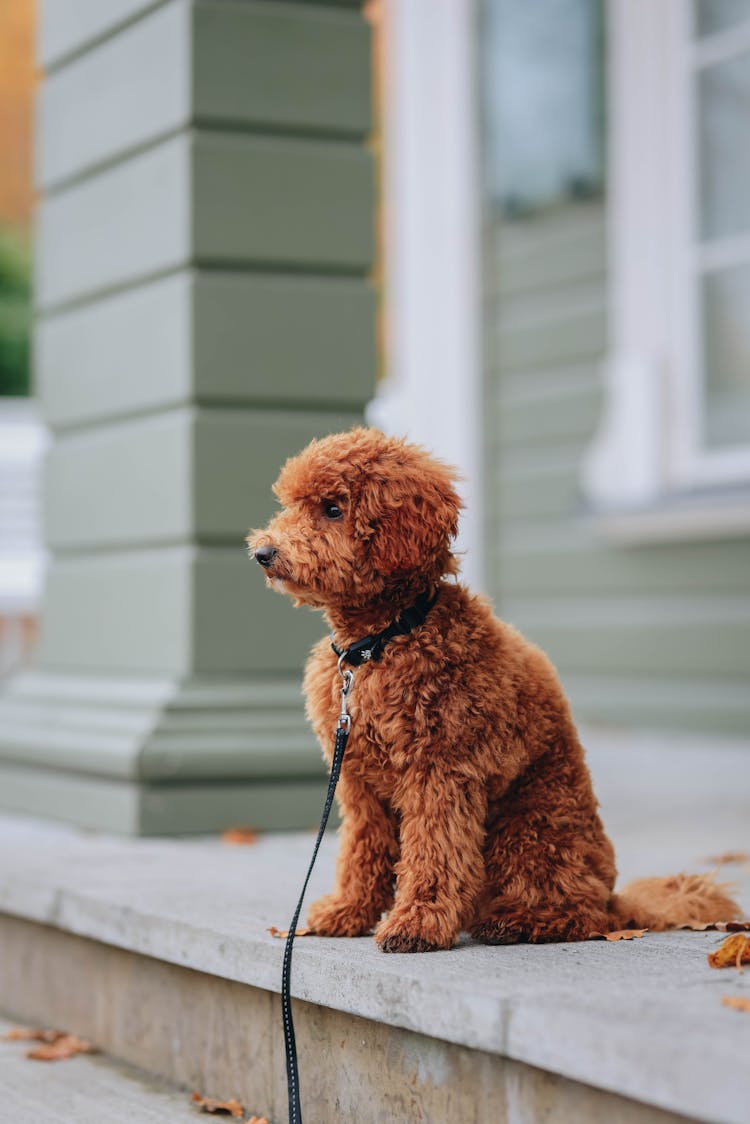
42 547 194 674
192 131 373 268
495 461 582 521
45 411 194 549
497 535 750 594
192 272 375 405
493 215 606 298
39 0 163 68
36 134 190 310
494 202 606 257
42 546 325 675
45 407 361 550
39 1 370 190
36 273 193 428
193 1 370 135
564 674 750 737
37 272 375 429
39 0 363 71
496 384 602 447
504 596 750 679
39 2 189 189
495 303 607 370
498 364 600 404
37 131 373 310
495 279 606 332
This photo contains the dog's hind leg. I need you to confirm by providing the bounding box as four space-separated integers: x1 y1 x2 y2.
471 805 617 944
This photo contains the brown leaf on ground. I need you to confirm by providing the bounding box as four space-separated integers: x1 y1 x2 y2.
27 1034 95 1061
245 1117 270 1124
679 920 750 932
2 1027 65 1043
191 1091 245 1117
702 851 750 866
220 827 260 845
722 995 750 1013
268 926 312 939
588 929 648 942
708 934 750 971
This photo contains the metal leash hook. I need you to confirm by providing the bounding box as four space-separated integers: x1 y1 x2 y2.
337 652 354 731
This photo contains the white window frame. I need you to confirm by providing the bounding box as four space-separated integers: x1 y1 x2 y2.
583 0 750 534
670 3 750 487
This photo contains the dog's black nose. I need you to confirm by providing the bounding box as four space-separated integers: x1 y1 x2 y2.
255 545 277 568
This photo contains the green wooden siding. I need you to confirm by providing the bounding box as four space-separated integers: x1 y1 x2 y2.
485 201 750 737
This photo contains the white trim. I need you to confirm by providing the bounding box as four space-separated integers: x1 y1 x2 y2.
367 0 484 592
584 495 750 544
671 6 750 488
582 0 676 510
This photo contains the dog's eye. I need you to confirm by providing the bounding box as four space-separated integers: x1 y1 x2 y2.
323 501 344 520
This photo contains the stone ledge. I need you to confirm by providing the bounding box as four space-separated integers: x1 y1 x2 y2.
0 792 748 1124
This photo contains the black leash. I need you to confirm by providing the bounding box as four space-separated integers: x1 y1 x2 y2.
282 659 353 1124
281 588 440 1123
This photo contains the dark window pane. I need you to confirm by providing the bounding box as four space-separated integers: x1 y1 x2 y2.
702 262 750 449
482 0 605 216
695 0 750 37
698 51 750 240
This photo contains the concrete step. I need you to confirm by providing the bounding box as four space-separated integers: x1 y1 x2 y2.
0 738 749 1124
0 1016 252 1123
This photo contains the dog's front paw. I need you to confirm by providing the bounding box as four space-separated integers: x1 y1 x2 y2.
375 905 457 953
307 894 374 938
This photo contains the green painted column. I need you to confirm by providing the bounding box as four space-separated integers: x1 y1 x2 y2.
0 0 375 833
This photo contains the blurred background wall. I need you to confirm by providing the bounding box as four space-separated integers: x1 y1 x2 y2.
0 0 747 835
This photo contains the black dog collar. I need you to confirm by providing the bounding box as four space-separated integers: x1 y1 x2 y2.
330 588 439 667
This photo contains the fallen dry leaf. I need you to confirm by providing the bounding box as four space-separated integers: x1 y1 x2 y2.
722 995 750 1013
2 1027 65 1043
220 827 260 845
679 920 750 932
268 926 312 939
27 1034 95 1061
702 851 750 866
708 934 750 971
245 1117 270 1124
191 1091 245 1117
588 929 648 942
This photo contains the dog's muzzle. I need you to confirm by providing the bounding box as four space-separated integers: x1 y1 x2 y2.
255 545 277 568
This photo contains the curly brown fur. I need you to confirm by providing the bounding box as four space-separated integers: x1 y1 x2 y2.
248 427 743 952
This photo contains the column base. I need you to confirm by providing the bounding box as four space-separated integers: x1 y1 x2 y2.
0 670 327 834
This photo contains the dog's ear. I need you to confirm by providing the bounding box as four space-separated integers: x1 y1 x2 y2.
357 453 462 577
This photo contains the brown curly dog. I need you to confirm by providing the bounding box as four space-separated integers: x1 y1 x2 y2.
248 428 741 952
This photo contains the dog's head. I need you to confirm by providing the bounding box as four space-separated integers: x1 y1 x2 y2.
247 427 461 613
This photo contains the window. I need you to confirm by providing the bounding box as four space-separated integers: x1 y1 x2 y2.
584 0 750 532
672 1 750 484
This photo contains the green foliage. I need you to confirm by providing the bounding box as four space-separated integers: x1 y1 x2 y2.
0 227 32 397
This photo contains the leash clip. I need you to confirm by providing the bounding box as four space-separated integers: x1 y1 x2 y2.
336 652 354 732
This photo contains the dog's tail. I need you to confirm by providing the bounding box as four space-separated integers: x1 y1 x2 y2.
608 872 743 931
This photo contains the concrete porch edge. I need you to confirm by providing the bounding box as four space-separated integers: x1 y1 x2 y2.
0 790 749 1124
